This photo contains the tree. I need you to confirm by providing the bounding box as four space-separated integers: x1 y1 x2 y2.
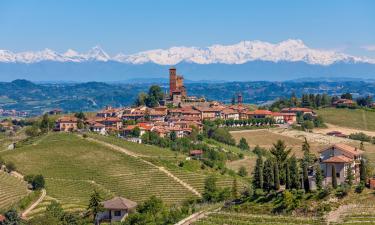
238 138 250 151
86 190 103 222
135 92 148 106
285 163 291 189
33 175 45 190
345 165 354 186
263 159 274 192
252 156 264 189
40 113 51 133
169 131 177 142
3 209 21 225
131 127 141 138
315 164 323 190
25 125 40 137
274 162 280 190
46 200 64 219
237 166 248 177
5 161 16 173
341 92 353 100
231 178 239 199
302 162 310 192
270 140 291 184
360 159 367 182
302 138 311 192
203 175 219 202
332 165 338 189
74 111 86 120
289 156 300 189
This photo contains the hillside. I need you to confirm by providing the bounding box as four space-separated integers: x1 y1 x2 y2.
317 108 375 131
2 79 375 115
0 133 241 216
0 171 29 210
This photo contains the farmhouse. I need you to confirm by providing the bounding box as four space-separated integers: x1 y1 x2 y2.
281 107 315 116
332 99 356 108
96 197 137 224
97 106 123 118
319 143 364 185
56 116 78 132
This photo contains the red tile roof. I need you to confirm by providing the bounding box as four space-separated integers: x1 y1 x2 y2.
323 155 353 163
103 197 137 210
190 150 203 155
320 143 364 156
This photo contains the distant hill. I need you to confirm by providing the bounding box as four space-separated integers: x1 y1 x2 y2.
1 79 375 115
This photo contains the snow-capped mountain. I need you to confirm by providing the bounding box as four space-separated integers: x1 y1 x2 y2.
1 40 374 65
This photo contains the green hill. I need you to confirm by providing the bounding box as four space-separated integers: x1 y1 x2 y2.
317 108 375 131
0 133 243 215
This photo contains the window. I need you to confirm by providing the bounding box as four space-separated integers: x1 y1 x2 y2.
114 211 121 217
336 173 340 178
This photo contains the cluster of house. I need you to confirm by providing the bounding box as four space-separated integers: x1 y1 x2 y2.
55 105 315 140
0 109 28 118
54 68 314 139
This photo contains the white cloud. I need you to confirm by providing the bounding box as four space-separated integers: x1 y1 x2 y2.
362 45 375 51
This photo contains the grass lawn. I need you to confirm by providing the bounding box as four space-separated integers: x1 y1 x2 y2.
231 129 326 157
1 133 198 211
317 108 375 131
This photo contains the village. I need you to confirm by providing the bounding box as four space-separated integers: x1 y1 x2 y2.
55 68 312 140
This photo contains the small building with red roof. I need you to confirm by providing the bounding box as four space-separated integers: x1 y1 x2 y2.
319 143 364 185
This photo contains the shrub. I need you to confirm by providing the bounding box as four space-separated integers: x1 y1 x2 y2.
5 161 16 172
355 182 365 193
237 166 248 177
24 174 45 190
335 184 350 198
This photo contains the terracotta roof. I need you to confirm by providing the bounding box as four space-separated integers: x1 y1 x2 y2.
323 155 353 163
57 116 78 123
190 150 203 155
92 123 105 128
281 107 313 113
247 110 272 115
320 143 364 156
102 197 137 210
222 108 238 114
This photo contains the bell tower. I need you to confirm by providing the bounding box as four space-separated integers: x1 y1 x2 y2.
169 67 177 96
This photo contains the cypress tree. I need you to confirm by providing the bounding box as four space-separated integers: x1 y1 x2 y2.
270 140 291 185
289 155 300 189
274 162 280 190
332 165 338 189
315 164 323 190
302 161 310 192
360 159 367 182
345 165 354 186
285 162 291 189
253 156 264 189
263 159 275 192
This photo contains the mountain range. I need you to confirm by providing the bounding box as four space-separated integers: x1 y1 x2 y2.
0 39 375 81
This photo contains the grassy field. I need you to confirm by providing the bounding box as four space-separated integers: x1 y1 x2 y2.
194 212 324 225
231 129 326 157
0 133 199 211
0 171 29 211
317 108 375 131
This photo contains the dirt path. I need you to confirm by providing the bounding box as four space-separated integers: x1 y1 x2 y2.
86 137 202 198
175 207 222 225
21 189 46 219
326 204 356 224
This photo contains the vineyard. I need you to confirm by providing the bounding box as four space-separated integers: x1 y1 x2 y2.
0 133 199 212
0 171 29 210
193 212 325 225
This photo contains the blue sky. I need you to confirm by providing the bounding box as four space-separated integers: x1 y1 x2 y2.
0 0 374 57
